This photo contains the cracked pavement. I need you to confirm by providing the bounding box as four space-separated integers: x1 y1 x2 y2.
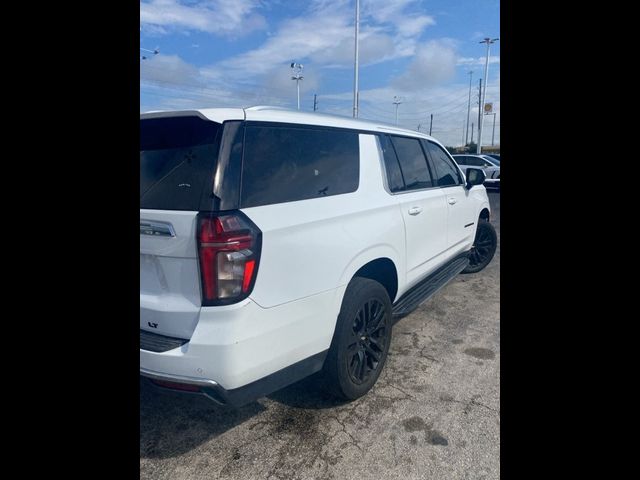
140 191 500 480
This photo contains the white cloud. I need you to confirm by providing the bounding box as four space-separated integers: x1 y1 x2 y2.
313 32 396 67
393 39 458 91
140 0 266 36
139 0 499 146
212 0 436 77
140 54 201 86
457 56 500 66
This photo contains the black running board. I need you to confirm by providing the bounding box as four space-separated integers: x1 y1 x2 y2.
392 253 469 320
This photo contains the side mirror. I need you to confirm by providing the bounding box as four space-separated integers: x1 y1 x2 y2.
465 168 486 189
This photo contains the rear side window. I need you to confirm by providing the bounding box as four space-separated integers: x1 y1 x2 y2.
463 156 483 167
425 141 463 187
240 125 360 208
389 136 433 190
140 116 221 210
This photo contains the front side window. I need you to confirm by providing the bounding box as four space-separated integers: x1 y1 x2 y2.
425 141 463 187
240 125 360 208
389 136 433 190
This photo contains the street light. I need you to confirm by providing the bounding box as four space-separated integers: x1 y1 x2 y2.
393 96 402 125
291 62 304 110
465 70 473 145
476 37 498 154
352 0 360 118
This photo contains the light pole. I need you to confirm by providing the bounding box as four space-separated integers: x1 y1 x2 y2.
488 112 497 146
477 37 498 154
393 96 402 125
465 70 473 145
352 0 360 118
291 62 304 110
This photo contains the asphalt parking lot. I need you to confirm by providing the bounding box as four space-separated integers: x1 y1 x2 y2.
140 191 500 480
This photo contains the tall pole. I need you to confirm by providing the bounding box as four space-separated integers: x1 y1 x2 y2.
291 62 304 111
491 112 497 146
465 70 473 145
477 37 498 154
352 0 360 118
313 93 318 111
471 122 474 144
429 114 433 135
393 96 402 125
477 79 482 145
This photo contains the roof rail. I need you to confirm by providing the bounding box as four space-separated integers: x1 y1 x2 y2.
244 105 292 112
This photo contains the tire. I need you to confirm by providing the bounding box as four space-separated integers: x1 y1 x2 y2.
462 220 497 274
323 277 392 401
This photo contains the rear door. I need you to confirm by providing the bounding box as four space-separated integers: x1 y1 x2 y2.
424 141 476 255
380 135 448 287
140 115 223 339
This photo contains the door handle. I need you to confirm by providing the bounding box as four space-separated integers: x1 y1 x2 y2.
448 197 457 205
408 206 423 215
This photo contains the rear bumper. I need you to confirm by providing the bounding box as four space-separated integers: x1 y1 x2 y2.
141 349 328 407
140 286 345 406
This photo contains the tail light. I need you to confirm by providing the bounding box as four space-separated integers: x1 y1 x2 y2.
197 211 262 306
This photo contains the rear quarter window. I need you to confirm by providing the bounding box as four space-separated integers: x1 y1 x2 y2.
240 125 360 208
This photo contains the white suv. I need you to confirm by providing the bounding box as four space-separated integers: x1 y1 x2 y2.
140 106 497 406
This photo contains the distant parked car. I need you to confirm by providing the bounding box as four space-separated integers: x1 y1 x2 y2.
452 154 500 191
485 154 500 164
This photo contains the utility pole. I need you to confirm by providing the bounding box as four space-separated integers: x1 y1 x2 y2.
477 78 482 146
471 122 474 144
490 112 497 146
477 37 499 154
465 70 473 145
313 94 318 112
352 0 360 118
462 120 465 146
393 96 402 125
429 114 433 135
291 62 304 110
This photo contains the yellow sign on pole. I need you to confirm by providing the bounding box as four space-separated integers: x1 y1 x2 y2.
484 103 493 113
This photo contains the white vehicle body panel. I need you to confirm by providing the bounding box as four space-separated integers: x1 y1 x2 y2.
139 106 492 396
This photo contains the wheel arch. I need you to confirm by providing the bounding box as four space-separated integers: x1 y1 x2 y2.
337 246 402 304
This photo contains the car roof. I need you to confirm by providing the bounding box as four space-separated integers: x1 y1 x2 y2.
140 105 442 143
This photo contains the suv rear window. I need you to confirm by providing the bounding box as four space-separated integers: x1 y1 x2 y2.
140 116 221 210
240 125 360 208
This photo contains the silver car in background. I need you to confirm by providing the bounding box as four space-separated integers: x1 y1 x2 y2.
452 154 500 191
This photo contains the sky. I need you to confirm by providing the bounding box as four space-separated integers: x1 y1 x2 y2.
140 0 500 147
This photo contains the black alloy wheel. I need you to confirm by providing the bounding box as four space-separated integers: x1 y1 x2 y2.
347 299 387 384
462 220 497 274
323 277 392 400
